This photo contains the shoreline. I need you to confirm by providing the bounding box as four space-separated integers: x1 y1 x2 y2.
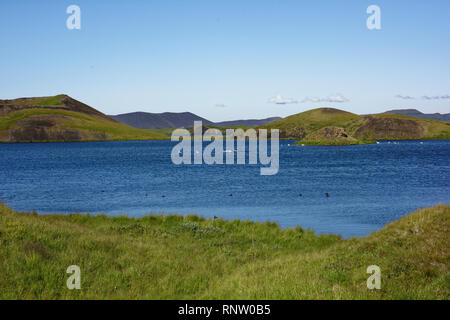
3 202 448 238
1 138 449 144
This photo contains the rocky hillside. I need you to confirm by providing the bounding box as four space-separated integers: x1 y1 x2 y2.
261 108 450 141
0 95 167 142
297 126 371 145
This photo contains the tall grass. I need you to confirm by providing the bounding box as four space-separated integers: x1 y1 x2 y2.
0 203 448 299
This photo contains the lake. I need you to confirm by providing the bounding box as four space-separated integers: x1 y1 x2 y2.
0 140 449 238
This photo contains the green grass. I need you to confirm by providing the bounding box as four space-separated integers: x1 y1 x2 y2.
0 108 92 131
0 203 448 299
0 95 66 106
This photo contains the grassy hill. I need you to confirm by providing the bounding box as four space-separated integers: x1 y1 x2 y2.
261 108 364 139
0 95 168 142
0 203 448 299
261 107 450 141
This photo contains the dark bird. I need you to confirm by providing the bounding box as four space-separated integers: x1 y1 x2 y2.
162 195 166 198
298 193 302 197
229 193 233 197
325 193 330 197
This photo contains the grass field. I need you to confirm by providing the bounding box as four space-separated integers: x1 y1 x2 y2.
0 203 448 299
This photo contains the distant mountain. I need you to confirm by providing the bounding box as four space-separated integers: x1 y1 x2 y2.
0 95 167 142
382 109 450 122
110 112 281 129
110 112 214 129
214 117 282 127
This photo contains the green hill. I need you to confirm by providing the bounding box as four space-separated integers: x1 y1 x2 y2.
261 108 364 139
0 95 168 142
0 203 448 299
261 107 450 141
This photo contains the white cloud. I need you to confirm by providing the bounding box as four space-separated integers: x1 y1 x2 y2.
422 95 450 100
396 94 450 100
268 94 298 105
301 94 349 103
215 104 227 108
421 95 438 100
395 94 415 100
325 94 349 103
301 96 322 103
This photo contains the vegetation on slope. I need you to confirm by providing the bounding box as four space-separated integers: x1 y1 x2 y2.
365 114 450 140
294 126 375 146
0 203 448 299
0 95 168 142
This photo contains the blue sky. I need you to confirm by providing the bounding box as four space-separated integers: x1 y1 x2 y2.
0 0 449 120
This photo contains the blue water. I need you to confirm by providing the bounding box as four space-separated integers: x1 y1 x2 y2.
0 140 449 238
